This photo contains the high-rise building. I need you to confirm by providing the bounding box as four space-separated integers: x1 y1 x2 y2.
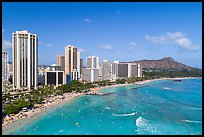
2 51 8 81
118 63 131 78
101 59 113 80
99 64 102 79
86 56 99 69
130 64 142 77
71 69 79 80
112 61 119 77
12 30 38 90
57 55 65 71
82 68 99 82
7 62 13 83
65 45 80 82
80 59 83 77
137 64 142 77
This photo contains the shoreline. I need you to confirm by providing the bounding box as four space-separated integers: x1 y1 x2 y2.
135 77 201 85
2 76 201 134
2 92 85 135
91 77 201 92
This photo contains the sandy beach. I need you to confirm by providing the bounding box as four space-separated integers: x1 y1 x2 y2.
135 77 201 85
2 76 201 134
2 92 84 135
90 77 201 92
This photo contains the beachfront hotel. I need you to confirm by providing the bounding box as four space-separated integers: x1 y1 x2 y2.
2 51 9 81
118 63 143 78
131 64 143 77
45 71 64 87
82 68 99 82
86 56 99 69
81 56 99 82
101 60 113 81
65 45 80 83
57 55 65 72
12 30 38 90
118 63 132 78
80 59 83 77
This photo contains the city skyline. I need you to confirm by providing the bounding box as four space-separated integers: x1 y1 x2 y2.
2 2 202 68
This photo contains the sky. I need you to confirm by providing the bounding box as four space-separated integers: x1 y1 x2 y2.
2 2 202 68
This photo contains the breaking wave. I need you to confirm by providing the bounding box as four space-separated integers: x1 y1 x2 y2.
112 112 137 117
163 87 171 90
182 119 202 124
105 107 111 110
135 116 160 134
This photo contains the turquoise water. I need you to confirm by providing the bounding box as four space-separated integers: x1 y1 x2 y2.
10 78 202 135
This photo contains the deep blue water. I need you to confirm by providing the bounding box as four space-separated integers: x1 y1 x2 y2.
10 78 202 135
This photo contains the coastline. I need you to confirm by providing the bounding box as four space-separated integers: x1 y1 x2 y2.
2 76 201 135
91 77 201 93
135 77 201 85
2 92 84 135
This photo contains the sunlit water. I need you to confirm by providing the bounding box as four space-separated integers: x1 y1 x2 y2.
10 78 202 135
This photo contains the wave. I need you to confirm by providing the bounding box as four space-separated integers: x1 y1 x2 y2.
183 107 202 110
181 119 202 124
135 116 160 134
112 112 137 117
163 87 171 90
136 116 148 127
105 107 111 110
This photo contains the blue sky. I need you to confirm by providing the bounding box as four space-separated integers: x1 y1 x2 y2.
2 2 202 68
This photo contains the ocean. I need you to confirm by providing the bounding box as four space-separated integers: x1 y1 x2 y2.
9 78 202 135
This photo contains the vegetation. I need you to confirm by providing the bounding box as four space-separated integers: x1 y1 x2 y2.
2 68 201 115
143 69 202 80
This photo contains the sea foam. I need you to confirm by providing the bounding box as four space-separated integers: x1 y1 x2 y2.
182 120 202 124
112 112 137 117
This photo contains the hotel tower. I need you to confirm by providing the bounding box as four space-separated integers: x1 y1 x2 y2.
12 30 38 90
65 45 80 82
2 51 8 81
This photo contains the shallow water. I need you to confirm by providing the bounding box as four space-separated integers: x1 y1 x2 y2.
9 78 202 135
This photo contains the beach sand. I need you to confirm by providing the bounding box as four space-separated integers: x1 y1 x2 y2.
2 76 200 134
2 92 84 135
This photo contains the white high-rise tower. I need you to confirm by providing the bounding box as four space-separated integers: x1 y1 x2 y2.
12 30 38 90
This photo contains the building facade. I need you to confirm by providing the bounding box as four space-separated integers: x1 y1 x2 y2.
118 63 131 78
12 30 38 90
80 59 83 77
71 69 79 80
57 55 65 71
82 68 99 82
101 60 114 81
86 56 99 69
112 61 119 78
2 51 8 81
45 71 64 87
65 45 80 82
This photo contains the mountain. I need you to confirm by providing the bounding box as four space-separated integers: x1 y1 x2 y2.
131 57 194 70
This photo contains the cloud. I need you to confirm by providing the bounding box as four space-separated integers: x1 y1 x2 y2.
129 42 136 46
84 18 92 23
126 46 134 53
78 48 85 53
99 45 113 50
145 34 167 44
46 44 52 47
145 32 200 51
39 41 52 48
2 40 12 50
